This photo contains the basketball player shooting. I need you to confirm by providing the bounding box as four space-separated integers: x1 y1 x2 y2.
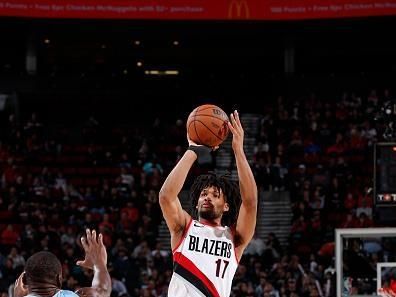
159 110 258 297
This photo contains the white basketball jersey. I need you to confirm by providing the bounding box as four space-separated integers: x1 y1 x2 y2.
168 219 238 297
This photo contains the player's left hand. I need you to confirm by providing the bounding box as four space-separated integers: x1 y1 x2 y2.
228 110 244 152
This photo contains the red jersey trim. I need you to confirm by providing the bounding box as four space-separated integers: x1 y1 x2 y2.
174 252 221 297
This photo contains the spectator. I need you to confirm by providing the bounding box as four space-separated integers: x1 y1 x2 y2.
1 225 19 246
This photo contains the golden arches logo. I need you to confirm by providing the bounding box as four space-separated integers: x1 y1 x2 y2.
228 0 250 19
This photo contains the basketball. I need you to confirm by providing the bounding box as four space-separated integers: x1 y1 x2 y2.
187 104 230 147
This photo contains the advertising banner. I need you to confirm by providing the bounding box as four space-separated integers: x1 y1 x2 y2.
0 0 395 20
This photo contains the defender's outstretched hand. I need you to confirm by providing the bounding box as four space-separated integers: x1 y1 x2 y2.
75 229 111 297
228 110 244 152
76 229 107 270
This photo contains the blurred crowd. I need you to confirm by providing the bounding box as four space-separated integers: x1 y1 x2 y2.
0 88 395 297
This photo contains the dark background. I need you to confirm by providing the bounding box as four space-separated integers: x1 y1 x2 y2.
0 16 395 124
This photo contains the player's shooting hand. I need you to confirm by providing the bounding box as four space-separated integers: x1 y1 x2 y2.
187 132 219 151
228 110 244 153
14 272 28 297
187 132 198 146
76 229 107 270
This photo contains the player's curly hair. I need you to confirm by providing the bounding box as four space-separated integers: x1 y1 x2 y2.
190 172 241 227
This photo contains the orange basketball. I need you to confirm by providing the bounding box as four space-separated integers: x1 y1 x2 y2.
187 104 230 147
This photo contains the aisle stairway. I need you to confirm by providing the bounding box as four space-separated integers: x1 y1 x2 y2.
256 191 292 248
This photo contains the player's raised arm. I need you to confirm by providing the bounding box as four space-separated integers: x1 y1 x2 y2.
159 133 197 246
228 110 258 256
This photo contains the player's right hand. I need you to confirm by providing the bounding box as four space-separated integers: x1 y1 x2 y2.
187 131 198 146
187 132 219 151
14 272 28 297
76 229 107 270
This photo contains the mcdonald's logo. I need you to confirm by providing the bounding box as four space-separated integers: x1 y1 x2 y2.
228 0 250 19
